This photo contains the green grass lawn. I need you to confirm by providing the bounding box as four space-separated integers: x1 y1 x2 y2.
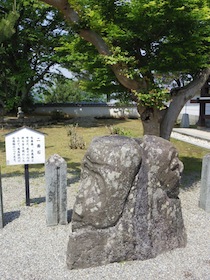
0 118 208 183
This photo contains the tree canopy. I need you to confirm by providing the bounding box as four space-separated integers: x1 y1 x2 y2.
0 0 19 42
39 0 210 138
0 0 68 112
47 0 209 86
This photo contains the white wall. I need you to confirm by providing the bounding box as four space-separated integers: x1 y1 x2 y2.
34 102 210 125
178 101 210 125
34 104 140 119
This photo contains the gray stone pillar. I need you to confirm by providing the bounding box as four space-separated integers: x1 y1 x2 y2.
45 154 67 226
180 113 189 128
199 154 210 212
0 168 3 229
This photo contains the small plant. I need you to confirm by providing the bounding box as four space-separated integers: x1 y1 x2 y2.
106 125 131 136
67 123 86 149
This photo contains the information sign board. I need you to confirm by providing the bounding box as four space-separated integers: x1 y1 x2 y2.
5 127 45 165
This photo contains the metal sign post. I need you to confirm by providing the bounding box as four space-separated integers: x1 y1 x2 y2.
24 164 30 206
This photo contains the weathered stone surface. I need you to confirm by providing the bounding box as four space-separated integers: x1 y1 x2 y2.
72 136 142 231
67 135 187 269
199 153 210 212
45 154 67 226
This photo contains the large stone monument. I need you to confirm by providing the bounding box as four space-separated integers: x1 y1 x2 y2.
67 135 187 269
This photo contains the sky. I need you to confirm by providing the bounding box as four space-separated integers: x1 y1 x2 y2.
50 64 73 79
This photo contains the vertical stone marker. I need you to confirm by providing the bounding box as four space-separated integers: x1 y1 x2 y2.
180 113 189 128
45 154 67 226
199 153 210 212
0 169 3 228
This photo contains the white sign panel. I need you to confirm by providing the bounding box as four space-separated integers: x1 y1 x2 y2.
5 127 45 165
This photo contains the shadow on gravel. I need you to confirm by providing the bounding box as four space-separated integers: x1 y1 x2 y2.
67 209 73 223
4 210 20 225
180 172 201 190
30 197 46 205
2 170 45 178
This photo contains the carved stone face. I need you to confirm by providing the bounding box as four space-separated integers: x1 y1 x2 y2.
72 136 142 230
164 146 183 197
72 135 183 232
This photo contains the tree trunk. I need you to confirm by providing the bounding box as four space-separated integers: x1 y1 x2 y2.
137 105 166 136
160 69 210 140
137 69 210 139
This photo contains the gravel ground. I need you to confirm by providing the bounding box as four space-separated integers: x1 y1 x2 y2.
0 172 209 280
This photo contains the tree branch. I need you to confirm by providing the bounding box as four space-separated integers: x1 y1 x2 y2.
39 0 142 91
40 0 79 23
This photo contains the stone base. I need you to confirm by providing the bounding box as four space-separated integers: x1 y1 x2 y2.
67 187 186 269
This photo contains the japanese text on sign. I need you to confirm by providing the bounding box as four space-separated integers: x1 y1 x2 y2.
5 127 45 165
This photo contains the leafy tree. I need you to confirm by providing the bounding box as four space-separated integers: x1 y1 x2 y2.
0 0 68 112
0 0 19 43
56 35 131 102
41 76 107 103
0 1 19 111
39 0 209 139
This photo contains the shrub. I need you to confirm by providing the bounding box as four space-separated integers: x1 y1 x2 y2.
67 124 86 149
106 125 131 136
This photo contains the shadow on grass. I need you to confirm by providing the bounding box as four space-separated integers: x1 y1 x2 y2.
181 156 203 174
2 170 45 178
67 162 81 185
0 140 5 152
180 156 202 189
4 210 20 226
27 164 45 170
66 117 129 128
2 162 79 181
1 171 22 178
